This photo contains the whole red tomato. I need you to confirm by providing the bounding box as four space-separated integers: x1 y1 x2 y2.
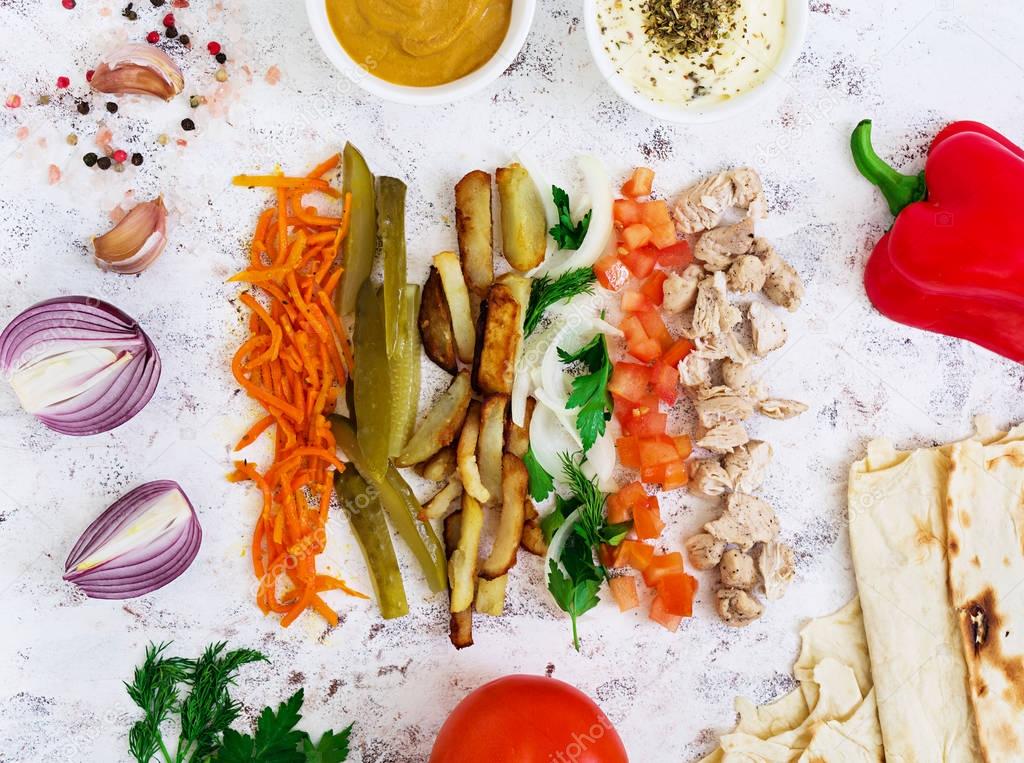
430 674 629 763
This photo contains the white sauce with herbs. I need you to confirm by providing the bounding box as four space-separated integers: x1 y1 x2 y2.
596 0 786 106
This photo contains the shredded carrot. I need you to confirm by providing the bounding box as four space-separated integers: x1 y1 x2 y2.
229 154 360 629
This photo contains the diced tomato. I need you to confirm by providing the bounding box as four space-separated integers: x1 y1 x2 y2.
642 552 684 587
620 315 661 362
613 198 644 225
650 362 679 404
621 167 655 198
621 290 655 313
614 539 655 571
622 410 667 438
594 253 630 291
629 337 662 363
598 543 617 569
649 594 683 632
649 222 677 250
615 436 641 470
620 249 657 278
657 572 697 617
608 362 651 403
661 460 689 490
620 314 647 344
614 481 648 510
639 270 668 306
639 435 678 467
622 223 652 250
641 200 671 228
633 497 665 540
673 435 693 459
609 575 640 612
614 392 658 420
656 240 693 268
637 310 673 350
661 338 694 367
606 490 632 524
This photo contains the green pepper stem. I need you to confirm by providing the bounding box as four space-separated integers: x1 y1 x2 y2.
850 119 927 217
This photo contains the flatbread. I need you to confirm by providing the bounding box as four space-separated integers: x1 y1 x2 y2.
848 437 983 762
701 598 882 763
947 438 1024 761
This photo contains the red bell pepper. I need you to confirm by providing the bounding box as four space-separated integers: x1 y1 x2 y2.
851 119 1024 362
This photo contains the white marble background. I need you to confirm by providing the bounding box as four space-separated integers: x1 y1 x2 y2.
1 1 1023 761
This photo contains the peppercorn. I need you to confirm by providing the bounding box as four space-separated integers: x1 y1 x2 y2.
178 34 190 46
38 95 51 106
67 133 78 146
165 26 178 39
106 101 118 114
207 41 221 55
162 12 174 25
76 101 90 115
215 52 227 64
181 117 195 131
150 0 164 5
113 162 126 173
62 0 76 8
126 10 137 19
146 30 160 44
86 69 95 82
83 152 98 167
56 76 70 89
131 152 143 166
189 94 202 108
96 156 112 170
112 149 128 163
215 68 228 82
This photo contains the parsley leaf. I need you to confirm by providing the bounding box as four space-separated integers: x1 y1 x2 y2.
540 494 581 544
558 335 613 453
303 726 353 763
547 558 601 652
524 268 596 337
523 446 554 502
600 521 633 547
217 689 309 762
549 186 592 250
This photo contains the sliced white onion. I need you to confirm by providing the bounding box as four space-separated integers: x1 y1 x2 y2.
535 156 614 279
529 394 582 479
582 428 617 492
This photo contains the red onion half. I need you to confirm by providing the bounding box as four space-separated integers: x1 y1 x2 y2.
64 480 201 599
0 296 161 435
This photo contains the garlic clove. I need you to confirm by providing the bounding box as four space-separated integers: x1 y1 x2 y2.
90 43 184 101
93 197 168 274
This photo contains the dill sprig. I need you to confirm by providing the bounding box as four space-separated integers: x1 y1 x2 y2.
524 268 597 336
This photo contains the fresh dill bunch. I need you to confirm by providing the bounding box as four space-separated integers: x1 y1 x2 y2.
524 268 597 336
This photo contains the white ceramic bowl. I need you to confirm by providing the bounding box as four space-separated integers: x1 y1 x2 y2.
583 0 809 124
306 0 537 105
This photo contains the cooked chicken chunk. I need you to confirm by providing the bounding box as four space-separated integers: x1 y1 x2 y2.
690 458 732 496
694 392 754 429
705 492 779 550
755 242 804 312
673 168 766 235
727 255 766 293
662 264 703 313
692 271 741 337
720 549 758 589
693 218 756 271
748 302 787 356
717 587 764 627
758 398 808 420
685 533 726 570
723 441 773 494
678 352 712 388
721 358 754 391
697 420 749 454
755 541 796 601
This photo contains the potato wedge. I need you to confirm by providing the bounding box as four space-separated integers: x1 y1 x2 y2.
475 575 508 616
496 163 547 271
520 500 547 556
416 445 457 483
434 250 476 364
457 401 490 503
455 170 493 297
479 453 527 580
472 283 522 395
478 395 508 502
419 478 463 521
395 371 471 467
419 266 458 374
443 512 474 649
505 396 534 458
449 492 484 612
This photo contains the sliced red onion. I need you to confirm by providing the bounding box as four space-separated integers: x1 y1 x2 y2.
0 296 161 435
64 480 201 600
